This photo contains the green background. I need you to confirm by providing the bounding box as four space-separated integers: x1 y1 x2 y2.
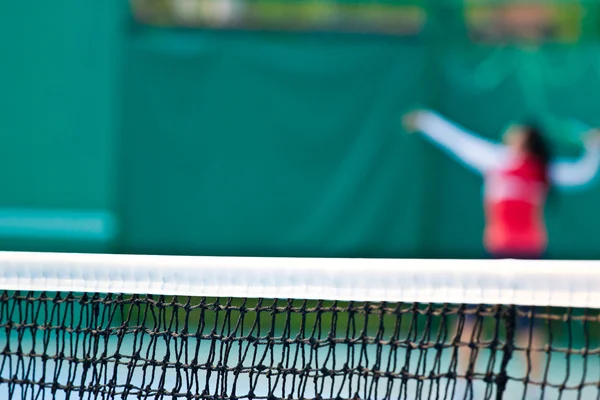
2 0 600 258
0 0 123 252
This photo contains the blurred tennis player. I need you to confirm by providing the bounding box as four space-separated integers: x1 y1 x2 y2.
403 110 600 393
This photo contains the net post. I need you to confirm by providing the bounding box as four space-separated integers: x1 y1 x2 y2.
496 305 516 399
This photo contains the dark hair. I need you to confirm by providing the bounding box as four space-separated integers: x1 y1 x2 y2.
522 124 552 186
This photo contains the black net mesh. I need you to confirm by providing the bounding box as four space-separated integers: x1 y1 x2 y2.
1 291 600 399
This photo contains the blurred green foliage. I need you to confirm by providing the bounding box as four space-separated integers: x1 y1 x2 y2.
131 0 600 42
131 0 425 35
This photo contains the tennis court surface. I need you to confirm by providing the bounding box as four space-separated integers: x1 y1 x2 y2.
1 252 599 399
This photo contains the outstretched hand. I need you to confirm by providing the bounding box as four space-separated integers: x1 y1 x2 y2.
402 110 423 133
583 128 600 149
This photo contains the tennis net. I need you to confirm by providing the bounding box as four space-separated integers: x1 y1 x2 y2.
1 252 599 399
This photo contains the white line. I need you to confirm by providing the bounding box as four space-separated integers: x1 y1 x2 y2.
0 252 598 307
0 208 117 241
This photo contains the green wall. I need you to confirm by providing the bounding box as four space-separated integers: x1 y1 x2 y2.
0 0 124 251
3 3 600 259
118 27 600 259
119 28 428 257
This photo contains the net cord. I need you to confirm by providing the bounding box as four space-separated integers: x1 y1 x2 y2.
0 251 598 307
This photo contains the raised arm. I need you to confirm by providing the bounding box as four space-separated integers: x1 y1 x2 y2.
406 110 504 175
550 134 600 189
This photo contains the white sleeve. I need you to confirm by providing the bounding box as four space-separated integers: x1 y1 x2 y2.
550 145 600 189
414 111 504 175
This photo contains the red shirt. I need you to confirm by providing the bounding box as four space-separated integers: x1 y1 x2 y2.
484 154 548 257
